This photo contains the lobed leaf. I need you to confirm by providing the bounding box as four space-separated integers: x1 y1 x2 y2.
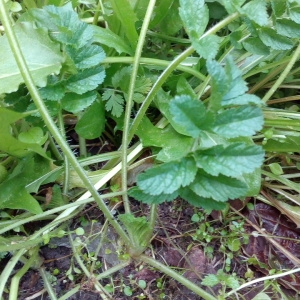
137 157 197 196
189 171 248 202
102 90 124 117
193 143 265 177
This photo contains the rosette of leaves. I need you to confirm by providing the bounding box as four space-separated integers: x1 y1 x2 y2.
130 58 265 211
17 4 106 139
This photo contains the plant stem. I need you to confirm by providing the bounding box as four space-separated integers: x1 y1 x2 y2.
128 12 240 141
139 255 218 300
40 267 58 300
121 0 157 214
0 0 130 246
262 43 300 102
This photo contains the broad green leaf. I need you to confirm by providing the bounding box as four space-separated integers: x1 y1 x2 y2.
92 26 133 55
241 168 262 196
39 76 65 101
66 44 105 69
109 0 139 48
276 18 300 38
189 171 248 202
137 157 197 196
66 66 105 94
176 76 197 99
0 108 48 158
263 136 300 152
259 28 294 50
0 22 63 94
242 0 268 26
169 95 210 138
128 186 178 204
193 143 265 177
290 6 300 24
102 90 124 117
179 188 227 210
75 100 105 139
18 127 47 145
179 0 209 39
222 94 263 106
192 35 221 59
212 106 264 138
243 37 270 55
270 0 286 17
61 91 97 113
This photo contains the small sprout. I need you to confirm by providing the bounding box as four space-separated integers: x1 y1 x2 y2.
138 280 147 289
53 268 60 276
123 285 133 296
75 227 85 236
191 213 200 222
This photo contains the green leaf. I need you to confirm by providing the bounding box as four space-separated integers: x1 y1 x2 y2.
176 76 197 99
128 186 178 204
242 0 268 26
227 238 241 252
102 90 124 117
289 6 300 24
259 27 294 50
18 127 47 145
66 44 105 69
276 18 300 38
169 95 211 138
150 0 174 28
263 136 300 152
75 99 105 139
270 0 286 17
61 91 97 114
189 171 248 202
193 143 265 177
0 108 48 158
66 66 105 94
225 276 240 289
137 157 197 195
192 35 221 59
108 0 139 48
179 0 209 39
179 188 226 210
212 106 264 138
222 94 263 106
92 25 133 55
0 22 63 94
39 76 65 101
201 274 219 287
243 37 270 55
240 168 262 196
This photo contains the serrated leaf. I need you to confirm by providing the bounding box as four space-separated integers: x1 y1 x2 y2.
242 0 268 26
102 90 124 117
192 35 221 59
177 76 197 99
66 44 105 69
0 22 63 94
201 274 219 287
259 27 294 50
290 6 300 24
212 106 264 138
66 66 105 94
276 18 300 38
18 127 47 145
223 0 246 14
222 94 263 106
225 276 240 289
61 91 97 113
39 76 65 101
271 0 286 17
137 157 197 196
243 37 270 55
75 99 105 139
179 0 209 39
193 143 264 177
92 25 133 55
169 95 210 138
189 171 248 202
179 188 226 210
112 66 131 90
240 168 262 196
135 77 152 94
128 186 178 204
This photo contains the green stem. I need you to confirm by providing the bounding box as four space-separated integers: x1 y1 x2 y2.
96 260 131 280
103 57 206 81
139 255 218 300
262 43 300 102
0 0 130 246
40 268 58 300
128 12 240 142
121 0 157 214
58 285 80 300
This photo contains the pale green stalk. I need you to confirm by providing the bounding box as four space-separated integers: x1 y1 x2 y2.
121 0 157 213
263 43 300 102
40 268 58 300
0 0 130 246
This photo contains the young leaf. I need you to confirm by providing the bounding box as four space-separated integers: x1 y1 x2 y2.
128 186 178 204
92 26 133 55
61 91 97 113
137 157 197 195
259 27 294 50
242 0 268 26
193 143 265 177
102 90 124 118
212 106 264 138
179 0 209 39
66 66 105 94
169 95 211 138
75 100 105 139
189 171 248 202
192 35 221 59
0 22 63 94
